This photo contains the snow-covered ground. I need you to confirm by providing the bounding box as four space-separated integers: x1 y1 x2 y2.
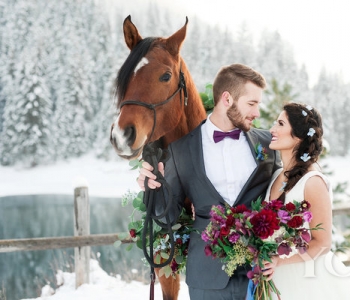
0 153 349 300
21 259 190 300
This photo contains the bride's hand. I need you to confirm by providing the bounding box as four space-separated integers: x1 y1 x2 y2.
262 256 279 281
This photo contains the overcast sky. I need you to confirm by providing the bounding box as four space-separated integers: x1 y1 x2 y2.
164 0 350 86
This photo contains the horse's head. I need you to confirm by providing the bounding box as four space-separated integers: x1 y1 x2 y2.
110 15 190 159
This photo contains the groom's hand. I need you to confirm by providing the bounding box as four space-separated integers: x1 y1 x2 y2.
137 161 164 190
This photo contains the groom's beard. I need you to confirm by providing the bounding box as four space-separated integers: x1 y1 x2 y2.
227 102 251 132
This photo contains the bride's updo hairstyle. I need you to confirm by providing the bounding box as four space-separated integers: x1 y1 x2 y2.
283 102 324 192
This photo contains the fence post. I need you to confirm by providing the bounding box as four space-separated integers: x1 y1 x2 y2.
74 185 90 288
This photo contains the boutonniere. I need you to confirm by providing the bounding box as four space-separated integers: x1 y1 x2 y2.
255 143 268 161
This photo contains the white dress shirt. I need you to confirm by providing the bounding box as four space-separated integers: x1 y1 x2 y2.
201 114 257 206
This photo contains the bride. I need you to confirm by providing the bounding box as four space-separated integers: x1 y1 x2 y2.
262 102 350 299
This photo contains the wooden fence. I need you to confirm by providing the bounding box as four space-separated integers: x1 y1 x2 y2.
0 186 132 288
0 187 350 288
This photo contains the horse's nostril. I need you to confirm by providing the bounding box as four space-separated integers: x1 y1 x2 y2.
124 125 136 146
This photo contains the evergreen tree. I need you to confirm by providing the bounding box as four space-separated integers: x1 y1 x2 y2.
0 45 53 166
260 78 297 129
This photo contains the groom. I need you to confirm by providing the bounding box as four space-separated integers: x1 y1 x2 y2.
138 63 281 300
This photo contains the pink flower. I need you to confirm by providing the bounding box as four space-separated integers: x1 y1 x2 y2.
277 210 291 223
303 211 313 223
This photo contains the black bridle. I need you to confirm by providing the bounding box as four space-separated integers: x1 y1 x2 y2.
119 68 188 144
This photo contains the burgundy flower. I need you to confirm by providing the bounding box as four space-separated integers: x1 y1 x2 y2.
299 229 311 243
226 214 234 227
277 242 292 256
171 260 179 272
267 199 284 211
287 216 303 228
251 209 280 239
204 245 213 256
176 238 183 245
231 204 250 214
129 229 137 238
285 202 296 211
300 200 311 212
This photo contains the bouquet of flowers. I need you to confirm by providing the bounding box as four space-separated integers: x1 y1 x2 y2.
201 197 322 300
121 189 194 278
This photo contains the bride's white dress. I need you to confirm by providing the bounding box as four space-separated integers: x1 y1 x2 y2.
265 169 350 300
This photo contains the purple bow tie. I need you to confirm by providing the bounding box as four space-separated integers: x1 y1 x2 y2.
213 129 241 143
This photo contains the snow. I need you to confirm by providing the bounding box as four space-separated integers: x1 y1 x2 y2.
21 259 190 300
0 153 349 300
0 153 140 198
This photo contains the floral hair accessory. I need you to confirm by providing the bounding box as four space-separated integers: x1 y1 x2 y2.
255 143 268 161
300 153 311 162
301 110 307 116
306 105 313 110
307 128 315 137
279 181 287 192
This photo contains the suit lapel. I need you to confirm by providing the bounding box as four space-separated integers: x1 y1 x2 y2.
234 129 264 205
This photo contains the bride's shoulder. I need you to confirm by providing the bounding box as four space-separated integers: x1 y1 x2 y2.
302 170 331 191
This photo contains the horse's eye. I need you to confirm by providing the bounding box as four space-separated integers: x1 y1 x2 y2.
159 72 171 82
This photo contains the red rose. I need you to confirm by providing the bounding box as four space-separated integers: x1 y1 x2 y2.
251 209 280 239
285 203 296 211
287 216 303 228
220 226 230 237
129 229 137 238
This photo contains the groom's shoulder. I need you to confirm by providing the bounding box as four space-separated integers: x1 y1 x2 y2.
250 127 271 140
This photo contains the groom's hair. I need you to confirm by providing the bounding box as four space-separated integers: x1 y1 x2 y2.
212 64 266 105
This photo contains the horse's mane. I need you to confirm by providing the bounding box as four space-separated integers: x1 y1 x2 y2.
116 37 156 106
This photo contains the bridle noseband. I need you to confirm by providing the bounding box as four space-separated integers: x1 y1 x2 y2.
119 68 188 144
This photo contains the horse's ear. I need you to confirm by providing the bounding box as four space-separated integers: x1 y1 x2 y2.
123 15 143 50
166 17 188 56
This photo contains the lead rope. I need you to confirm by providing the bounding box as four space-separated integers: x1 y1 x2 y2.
142 143 175 300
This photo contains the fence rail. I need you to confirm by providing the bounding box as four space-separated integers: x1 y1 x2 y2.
1 187 350 288
0 233 132 253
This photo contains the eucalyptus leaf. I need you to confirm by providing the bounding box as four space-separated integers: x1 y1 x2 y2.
175 255 184 264
118 232 129 240
163 265 172 278
155 254 161 264
160 252 169 259
125 243 133 251
172 223 181 231
113 240 122 248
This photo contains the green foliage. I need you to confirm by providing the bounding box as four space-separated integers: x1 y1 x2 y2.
199 83 214 114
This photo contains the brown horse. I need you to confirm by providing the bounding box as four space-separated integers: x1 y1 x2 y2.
110 16 206 300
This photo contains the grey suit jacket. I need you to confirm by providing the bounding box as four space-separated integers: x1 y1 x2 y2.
157 121 282 290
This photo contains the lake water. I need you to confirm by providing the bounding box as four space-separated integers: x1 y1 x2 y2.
0 195 147 300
